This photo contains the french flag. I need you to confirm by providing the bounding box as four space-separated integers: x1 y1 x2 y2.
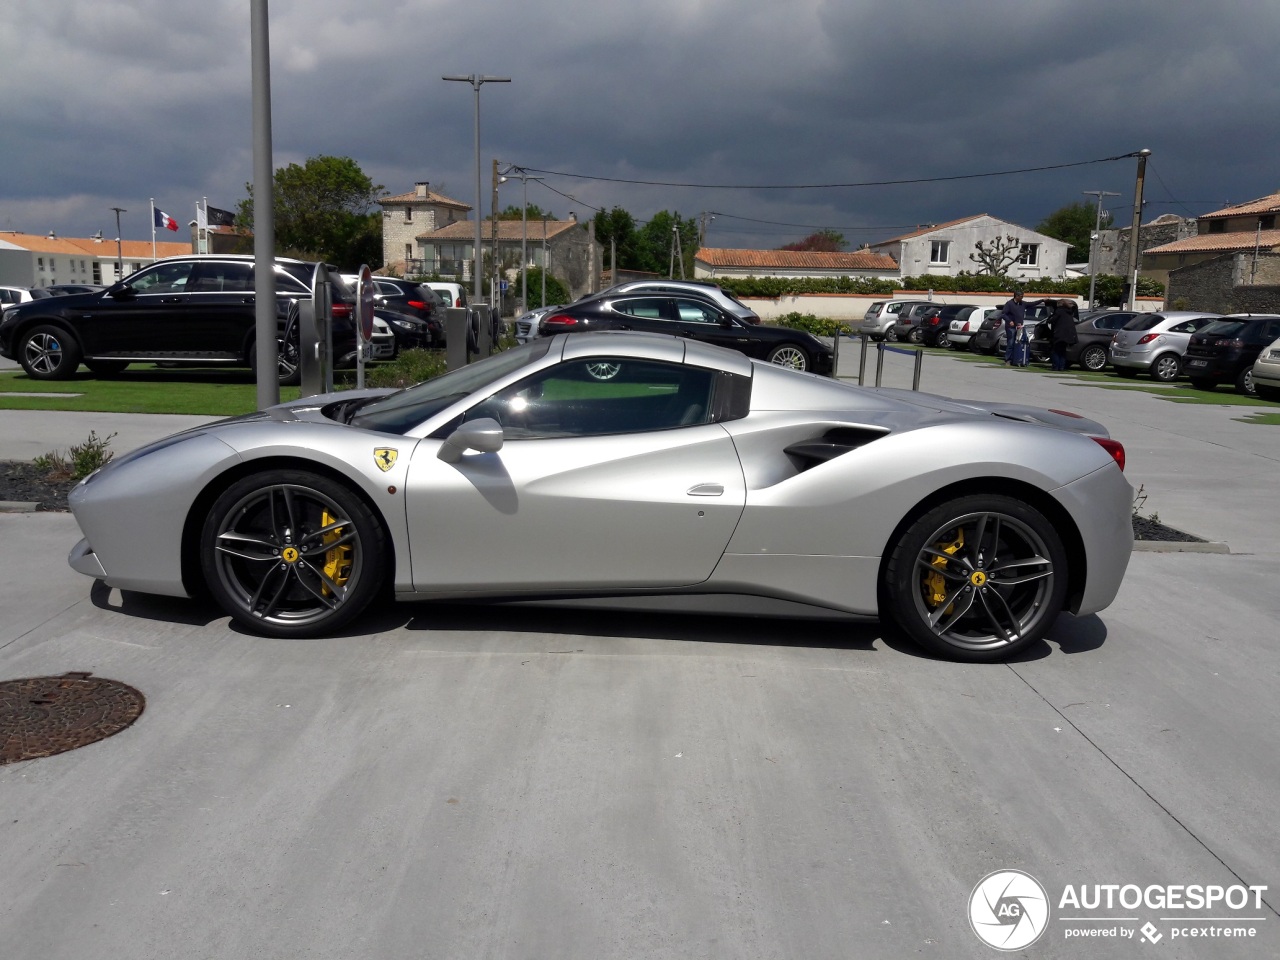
154 208 179 232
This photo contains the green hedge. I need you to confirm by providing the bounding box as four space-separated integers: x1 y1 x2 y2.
714 272 1163 304
771 312 853 337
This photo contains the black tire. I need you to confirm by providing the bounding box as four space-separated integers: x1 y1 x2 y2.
1078 345 1108 372
1234 366 1256 396
882 494 1068 662
83 359 130 376
200 470 387 638
247 338 301 386
1150 353 1181 382
1255 384 1280 402
767 343 811 371
934 330 949 349
1189 378 1215 391
907 326 924 344
20 324 82 380
1115 367 1138 378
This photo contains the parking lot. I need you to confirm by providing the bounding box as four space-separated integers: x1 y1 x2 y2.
1 348 1277 959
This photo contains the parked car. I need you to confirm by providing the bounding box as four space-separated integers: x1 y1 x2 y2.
1029 310 1138 371
65 331 1133 661
1249 333 1280 402
0 254 357 384
1182 314 1280 395
1109 311 1222 382
0 285 52 305
45 284 107 296
891 302 944 343
514 304 564 344
369 316 397 360
947 306 996 350
537 292 834 374
426 281 468 310
859 299 932 341
341 275 440 349
579 280 760 325
920 304 979 348
970 299 1055 355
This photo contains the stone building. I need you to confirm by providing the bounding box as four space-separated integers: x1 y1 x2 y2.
1141 193 1280 288
377 181 471 273
1164 250 1280 314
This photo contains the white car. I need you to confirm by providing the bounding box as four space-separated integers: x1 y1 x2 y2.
0 285 51 307
1248 334 1280 402
947 306 998 349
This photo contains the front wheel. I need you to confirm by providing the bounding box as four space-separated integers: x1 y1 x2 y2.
1150 353 1181 382
1079 344 1108 372
767 343 811 371
20 325 82 380
907 327 924 344
1235 367 1256 396
882 494 1068 661
200 470 387 637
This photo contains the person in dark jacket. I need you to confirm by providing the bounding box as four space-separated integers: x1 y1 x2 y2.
1001 290 1026 366
1049 299 1079 371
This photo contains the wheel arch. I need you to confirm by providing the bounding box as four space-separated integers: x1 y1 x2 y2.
180 455 399 599
875 476 1088 615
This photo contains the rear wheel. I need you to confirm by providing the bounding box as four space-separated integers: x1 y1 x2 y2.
907 326 924 344
1150 353 1181 382
20 324 82 380
883 494 1067 662
934 330 949 349
767 343 811 371
200 470 387 637
1079 345 1107 372
1235 367 1256 396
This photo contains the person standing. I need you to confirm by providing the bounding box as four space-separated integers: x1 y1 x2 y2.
1001 290 1026 365
1049 298 1078 371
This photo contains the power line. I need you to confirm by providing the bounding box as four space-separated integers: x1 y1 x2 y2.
517 151 1145 191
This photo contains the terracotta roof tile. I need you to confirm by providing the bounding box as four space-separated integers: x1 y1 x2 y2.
418 219 581 242
380 188 471 209
695 247 899 271
1197 191 1280 220
1144 229 1280 255
871 215 991 246
0 233 191 259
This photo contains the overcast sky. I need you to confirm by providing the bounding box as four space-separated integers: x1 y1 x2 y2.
2 0 1277 256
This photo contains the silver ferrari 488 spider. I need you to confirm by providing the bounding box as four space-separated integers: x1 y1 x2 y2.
68 332 1133 661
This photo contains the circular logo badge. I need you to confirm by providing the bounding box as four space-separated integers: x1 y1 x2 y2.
968 869 1049 951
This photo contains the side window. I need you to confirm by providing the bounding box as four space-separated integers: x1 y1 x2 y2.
611 297 667 321
1100 314 1132 329
465 359 716 438
674 299 721 324
189 261 253 292
129 261 196 294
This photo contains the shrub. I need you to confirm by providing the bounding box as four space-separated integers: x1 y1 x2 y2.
362 349 448 390
773 312 853 338
34 431 116 481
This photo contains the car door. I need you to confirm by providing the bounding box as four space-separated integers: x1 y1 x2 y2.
669 297 761 356
182 260 257 355
405 356 746 591
77 260 197 356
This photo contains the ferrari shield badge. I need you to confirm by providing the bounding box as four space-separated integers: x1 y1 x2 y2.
373 448 398 472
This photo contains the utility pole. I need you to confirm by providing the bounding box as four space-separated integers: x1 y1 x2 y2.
491 157 501 313
1123 149 1150 310
1082 190 1119 308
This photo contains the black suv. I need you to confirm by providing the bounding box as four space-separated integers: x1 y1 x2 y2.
344 275 442 349
1182 314 1280 395
0 255 357 384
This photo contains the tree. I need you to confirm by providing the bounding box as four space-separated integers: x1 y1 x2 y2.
498 203 554 221
236 155 384 268
779 229 847 252
592 206 640 272
522 266 570 309
633 211 700 277
1036 201 1108 263
969 234 1023 277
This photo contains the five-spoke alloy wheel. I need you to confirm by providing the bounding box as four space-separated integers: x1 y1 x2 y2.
20 325 82 380
883 494 1068 661
201 470 386 637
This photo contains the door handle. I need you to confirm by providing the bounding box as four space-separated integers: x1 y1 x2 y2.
686 483 724 497
160 296 184 304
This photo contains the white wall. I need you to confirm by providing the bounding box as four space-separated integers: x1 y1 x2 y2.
745 292 1163 322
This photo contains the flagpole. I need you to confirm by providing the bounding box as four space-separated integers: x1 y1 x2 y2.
150 198 157 261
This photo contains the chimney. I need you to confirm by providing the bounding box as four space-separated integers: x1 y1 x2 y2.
415 181 429 199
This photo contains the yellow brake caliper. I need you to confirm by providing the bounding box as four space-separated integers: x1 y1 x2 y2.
924 529 964 610
321 509 353 595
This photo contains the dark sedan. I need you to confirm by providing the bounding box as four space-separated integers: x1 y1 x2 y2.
362 276 442 348
1029 310 1138 371
1183 314 1280 394
538 292 834 374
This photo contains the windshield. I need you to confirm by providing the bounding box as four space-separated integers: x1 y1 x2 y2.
351 338 553 434
1198 320 1245 337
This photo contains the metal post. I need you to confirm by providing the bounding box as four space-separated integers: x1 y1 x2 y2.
250 0 278 409
1083 190 1119 308
491 157 500 318
110 207 126 280
541 215 547 307
443 74 510 308
1124 149 1151 310
874 341 885 387
858 335 869 386
912 348 923 391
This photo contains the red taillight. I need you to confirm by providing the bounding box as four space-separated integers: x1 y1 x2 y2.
407 300 427 310
961 321 970 332
331 302 351 320
455 297 463 307
1091 437 1126 471
1136 333 1159 345
540 314 579 331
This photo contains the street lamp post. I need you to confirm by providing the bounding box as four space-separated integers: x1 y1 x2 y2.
110 206 127 280
443 74 510 306
1082 190 1119 309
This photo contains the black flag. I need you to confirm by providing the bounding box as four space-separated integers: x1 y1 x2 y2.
206 206 236 227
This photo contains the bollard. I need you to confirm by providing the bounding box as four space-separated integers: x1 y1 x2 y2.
858 335 869 386
912 347 924 391
874 341 885 387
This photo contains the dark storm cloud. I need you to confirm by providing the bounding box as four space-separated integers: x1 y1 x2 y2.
2 0 1277 249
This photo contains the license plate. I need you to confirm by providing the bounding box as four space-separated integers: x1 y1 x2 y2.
1186 359 1207 368
1112 349 1128 357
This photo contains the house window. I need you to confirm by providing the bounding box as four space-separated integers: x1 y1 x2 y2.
929 240 950 264
405 244 413 262
51 258 56 270
1260 215 1276 230
1207 220 1225 234
38 257 44 269
405 206 413 222
1017 244 1039 266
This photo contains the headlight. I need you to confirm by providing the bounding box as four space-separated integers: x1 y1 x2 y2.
389 317 414 329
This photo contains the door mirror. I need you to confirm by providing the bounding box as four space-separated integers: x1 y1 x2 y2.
438 417 504 463
107 282 134 299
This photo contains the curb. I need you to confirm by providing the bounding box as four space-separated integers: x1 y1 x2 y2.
0 501 40 514
1132 539 1230 554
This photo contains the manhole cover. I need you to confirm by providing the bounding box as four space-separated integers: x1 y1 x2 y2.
0 672 145 765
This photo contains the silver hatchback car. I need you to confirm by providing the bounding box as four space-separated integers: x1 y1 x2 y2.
1110 311 1222 382
859 299 933 341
